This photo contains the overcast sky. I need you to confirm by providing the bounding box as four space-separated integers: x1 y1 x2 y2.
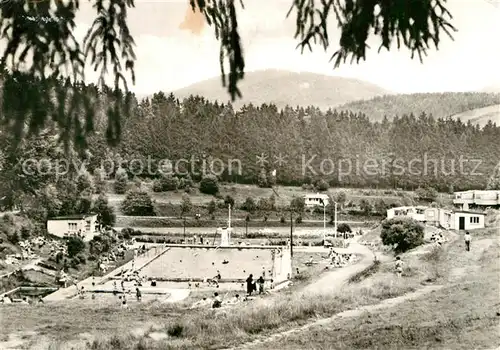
72 0 500 95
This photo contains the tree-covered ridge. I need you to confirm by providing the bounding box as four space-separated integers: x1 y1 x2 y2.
114 93 499 192
339 92 500 122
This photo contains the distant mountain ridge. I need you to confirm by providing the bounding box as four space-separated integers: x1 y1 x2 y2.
339 92 500 124
171 69 391 110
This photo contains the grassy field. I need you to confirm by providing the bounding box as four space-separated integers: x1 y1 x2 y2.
106 182 435 216
450 104 500 127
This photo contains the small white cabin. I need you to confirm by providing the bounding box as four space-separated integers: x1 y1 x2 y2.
448 211 485 231
304 193 329 208
386 206 428 221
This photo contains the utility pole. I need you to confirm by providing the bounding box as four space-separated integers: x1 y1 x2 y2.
334 202 338 238
323 202 326 244
183 217 186 243
290 210 293 258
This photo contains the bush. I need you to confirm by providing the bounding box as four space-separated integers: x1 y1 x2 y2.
114 168 128 194
199 175 219 195
67 236 85 258
76 254 86 264
241 197 256 212
359 199 372 215
183 174 194 188
374 199 389 215
313 205 324 214
257 198 272 211
380 217 424 253
280 216 286 224
121 190 156 216
152 179 164 192
163 175 180 191
93 194 116 226
224 195 235 208
290 196 305 213
415 187 438 202
8 232 19 245
334 191 347 207
207 199 216 215
315 179 329 191
180 194 192 216
20 226 30 240
295 215 302 224
337 223 352 234
257 169 269 188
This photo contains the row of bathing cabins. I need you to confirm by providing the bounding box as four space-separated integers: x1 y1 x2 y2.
387 190 500 231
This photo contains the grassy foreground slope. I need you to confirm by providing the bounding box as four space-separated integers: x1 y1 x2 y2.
266 235 500 349
339 92 500 122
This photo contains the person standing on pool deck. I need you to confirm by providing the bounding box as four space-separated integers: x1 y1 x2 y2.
257 275 265 294
464 231 471 251
246 274 254 296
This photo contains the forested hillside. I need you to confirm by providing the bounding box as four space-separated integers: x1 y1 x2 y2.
1 75 500 214
340 92 500 121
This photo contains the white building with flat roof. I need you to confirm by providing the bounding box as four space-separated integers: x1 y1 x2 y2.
453 190 500 208
47 214 100 241
448 210 485 231
386 206 485 231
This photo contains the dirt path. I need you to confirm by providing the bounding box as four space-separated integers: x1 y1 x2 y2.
301 241 374 295
227 284 443 350
449 237 495 281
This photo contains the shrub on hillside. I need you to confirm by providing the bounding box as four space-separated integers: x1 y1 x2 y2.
242 197 256 212
199 175 219 195
180 194 192 216
415 187 438 202
114 168 128 194
207 199 216 215
224 195 235 208
93 169 107 194
162 175 180 191
152 179 164 192
337 223 352 234
380 217 424 253
258 197 272 211
315 179 329 191
295 215 302 224
257 169 271 188
67 236 85 258
374 199 389 216
334 191 347 208
183 174 194 188
76 168 94 194
121 190 156 216
359 199 373 215
290 196 305 212
93 194 116 227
